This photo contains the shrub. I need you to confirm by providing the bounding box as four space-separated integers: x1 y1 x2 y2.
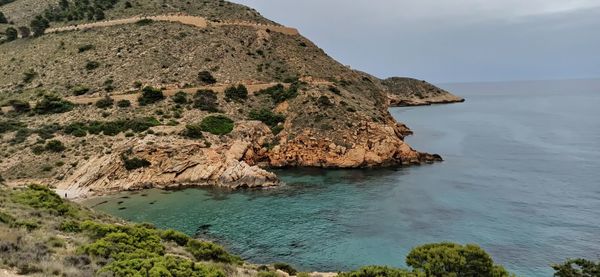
406 242 512 277
273 263 297 275
45 140 66 152
182 123 204 139
200 115 234 135
85 60 100 70
161 229 190 246
136 18 154 25
18 26 30 38
95 96 114 109
31 145 45 155
193 89 219 112
78 44 94 53
329 86 341 95
59 220 81 233
5 27 18 42
171 91 188 104
8 99 31 113
122 156 151 171
258 83 299 103
117 99 131 108
186 239 241 264
138 86 165 106
338 266 419 277
318 95 333 107
249 108 285 128
30 15 49 37
0 11 7 24
22 69 37 83
34 95 74 114
553 259 600 277
11 184 73 216
224 85 248 101
0 120 25 134
72 86 90 96
198 71 217 84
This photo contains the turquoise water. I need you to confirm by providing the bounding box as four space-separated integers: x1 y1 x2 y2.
86 79 600 276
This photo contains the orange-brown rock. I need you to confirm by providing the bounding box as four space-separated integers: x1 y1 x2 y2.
267 121 441 168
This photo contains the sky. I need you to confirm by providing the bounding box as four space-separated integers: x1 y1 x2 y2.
231 0 600 83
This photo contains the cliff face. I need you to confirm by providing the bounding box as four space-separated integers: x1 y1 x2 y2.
0 0 453 197
382 77 464 106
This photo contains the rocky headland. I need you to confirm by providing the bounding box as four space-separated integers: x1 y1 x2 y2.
0 0 458 199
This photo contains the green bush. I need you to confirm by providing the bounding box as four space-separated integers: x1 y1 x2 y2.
117 99 131 108
161 229 190 246
258 83 299 103
185 239 241 264
406 242 512 277
0 11 7 24
198 71 217 85
85 60 100 70
95 96 114 109
338 266 421 277
33 95 74 114
122 156 151 171
45 139 66 152
194 89 219 112
318 95 333 107
249 108 285 128
182 123 204 139
100 255 226 277
30 15 49 37
200 115 234 135
136 18 154 25
22 69 37 83
59 220 81 233
11 184 73 216
225 85 248 102
273 263 297 275
72 86 90 96
138 86 165 106
31 145 45 155
8 99 31 113
171 91 188 104
5 27 18 42
0 120 25 134
78 44 94 53
553 259 600 277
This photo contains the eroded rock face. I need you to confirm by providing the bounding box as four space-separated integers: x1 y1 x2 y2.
267 121 441 168
55 122 279 197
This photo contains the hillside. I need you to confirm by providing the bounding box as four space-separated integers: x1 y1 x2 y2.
382 77 464 106
1 0 444 197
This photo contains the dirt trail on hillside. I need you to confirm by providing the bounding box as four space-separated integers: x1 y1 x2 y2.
2 81 332 112
45 14 298 35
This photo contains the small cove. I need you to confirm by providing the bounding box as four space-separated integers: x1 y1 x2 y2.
85 79 600 277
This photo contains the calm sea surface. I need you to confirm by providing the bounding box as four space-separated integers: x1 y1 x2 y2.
86 79 600 276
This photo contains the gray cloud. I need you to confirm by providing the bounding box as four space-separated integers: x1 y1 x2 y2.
232 0 600 83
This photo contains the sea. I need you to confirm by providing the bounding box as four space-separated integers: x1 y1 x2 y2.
85 79 600 276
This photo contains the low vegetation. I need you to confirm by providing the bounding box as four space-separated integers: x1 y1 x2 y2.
64 117 160 137
249 108 286 134
200 115 234 135
33 95 74 114
225 85 248 102
0 185 239 276
194 89 220 112
138 86 165 106
257 83 299 103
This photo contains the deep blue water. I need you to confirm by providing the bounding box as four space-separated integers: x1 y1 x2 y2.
86 79 600 276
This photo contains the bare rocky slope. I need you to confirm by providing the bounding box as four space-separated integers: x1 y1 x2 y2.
0 0 453 198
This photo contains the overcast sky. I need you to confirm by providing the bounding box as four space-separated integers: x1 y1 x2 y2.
232 0 600 83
